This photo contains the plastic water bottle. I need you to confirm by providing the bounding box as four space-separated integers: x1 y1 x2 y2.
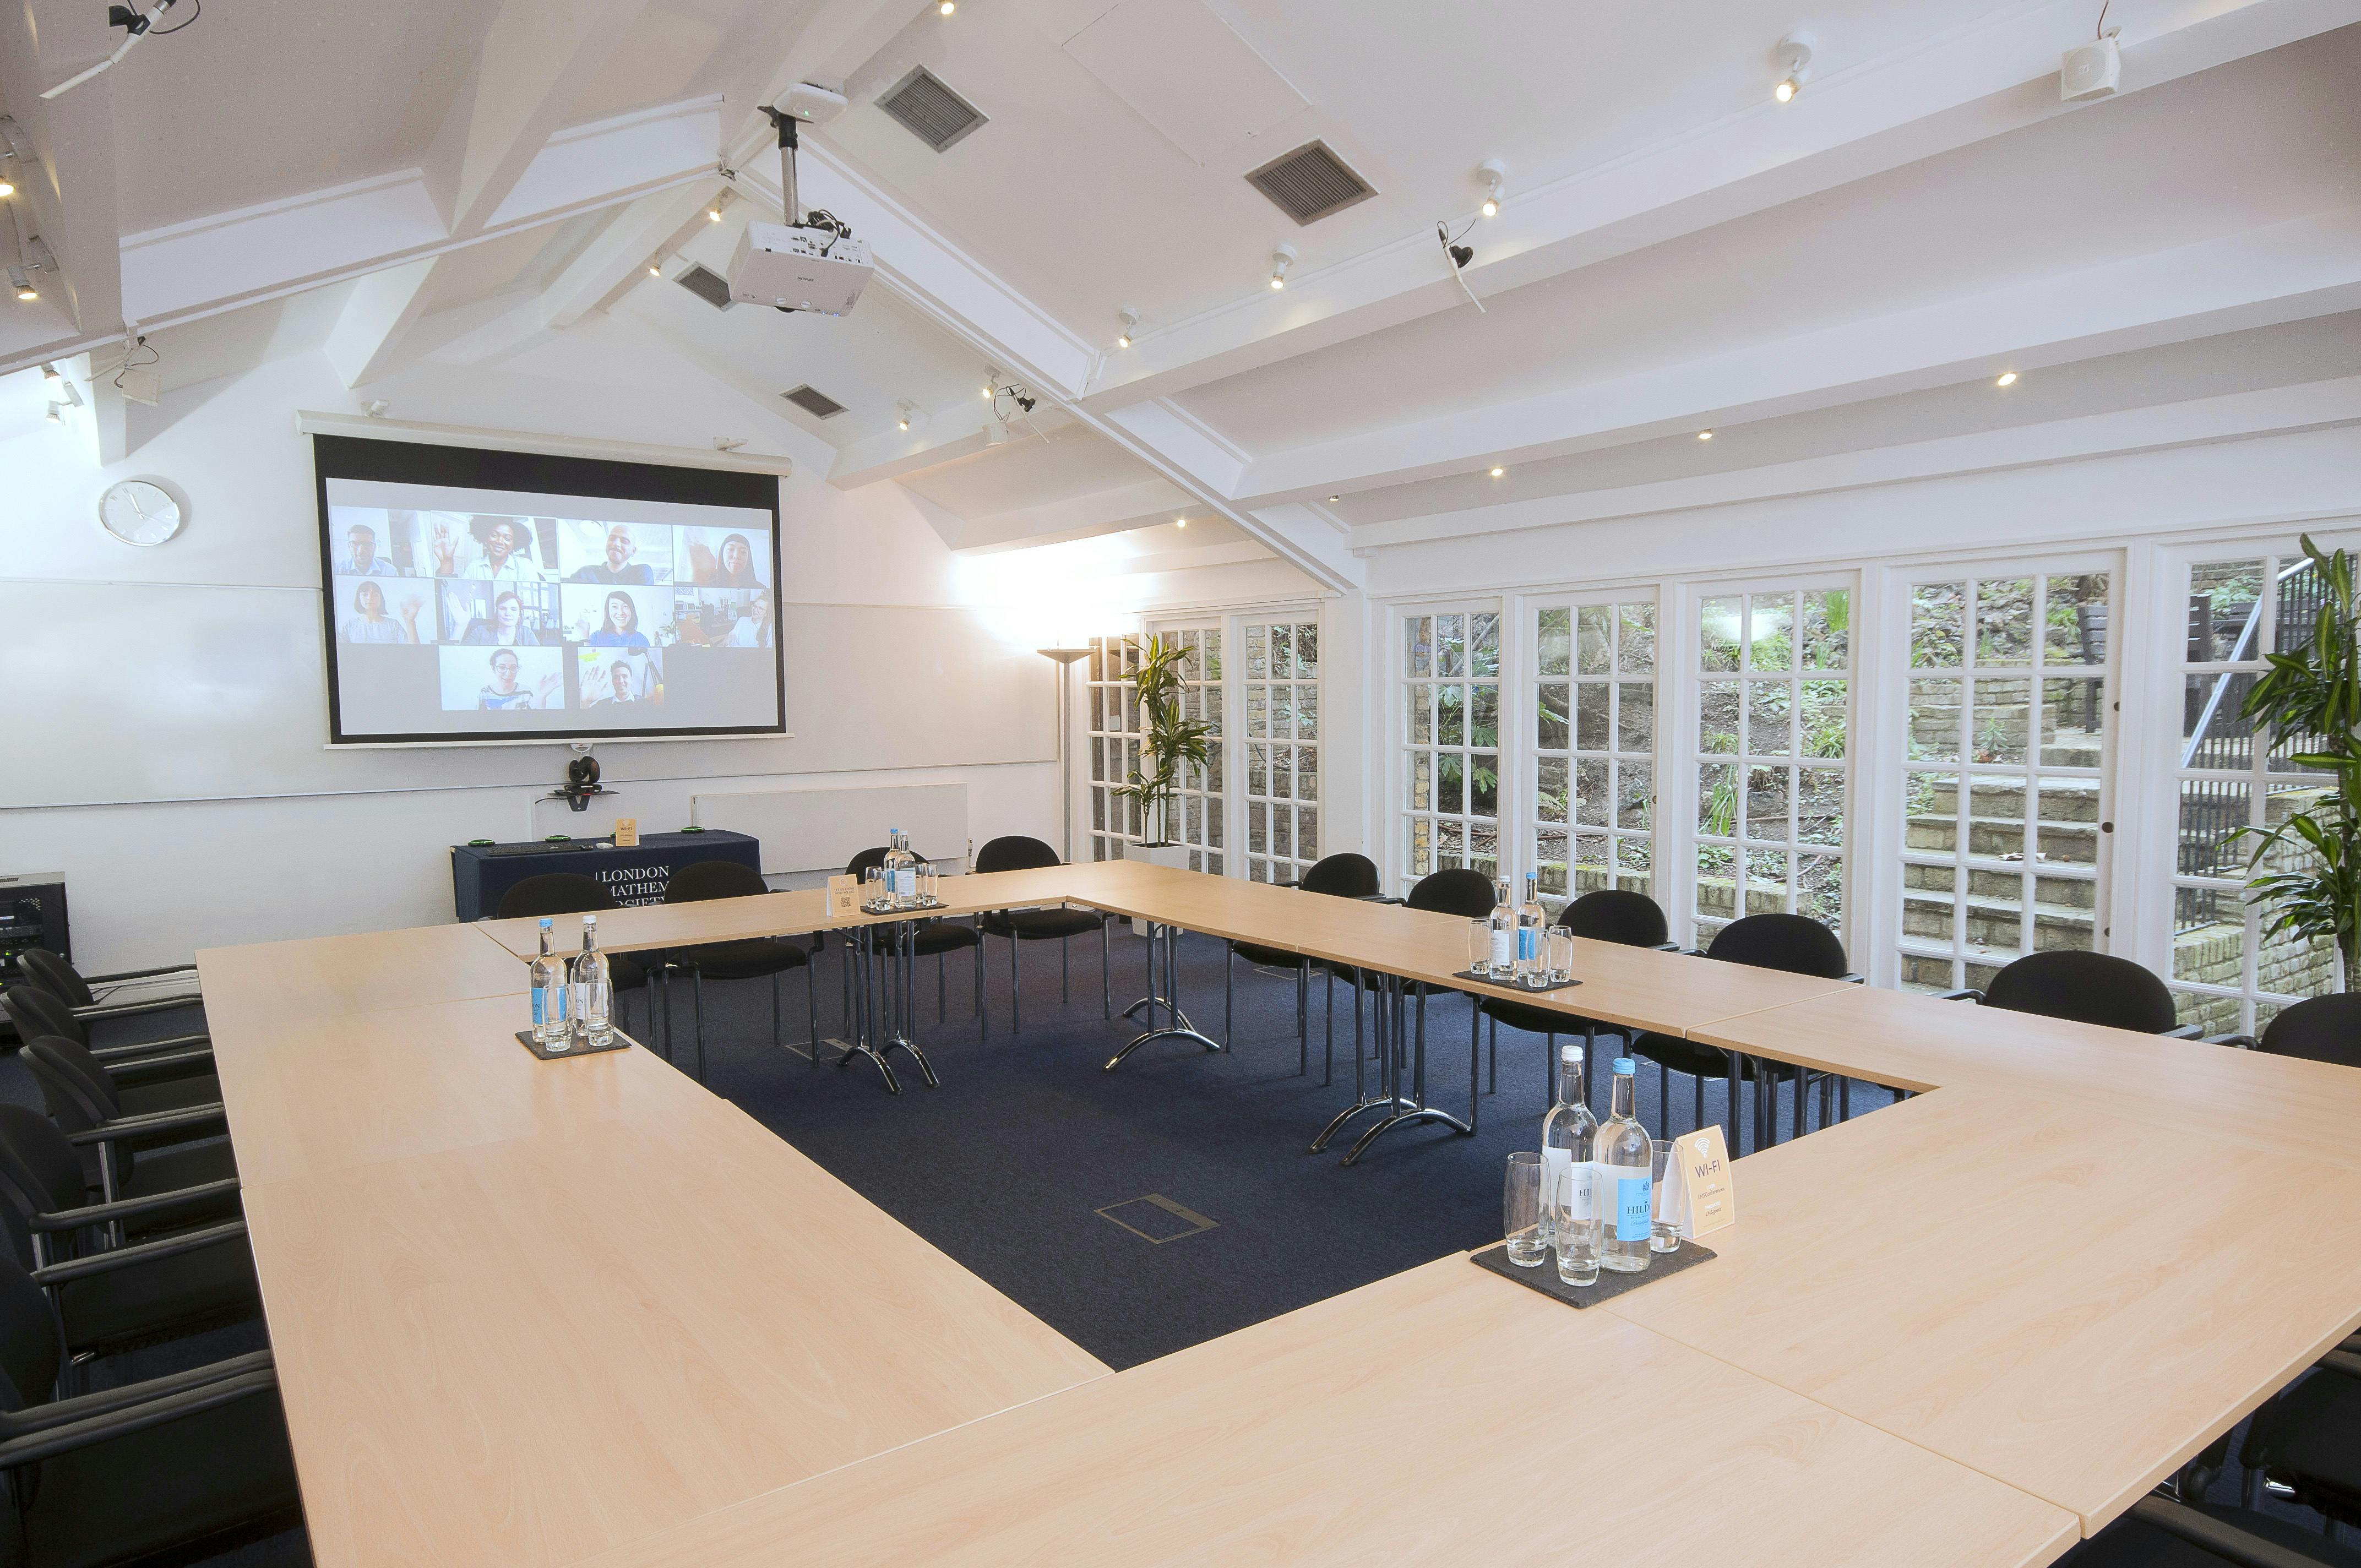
1597 1057 1653 1274
884 827 918 909
530 917 568 1047
573 915 613 1047
1542 1043 1600 1284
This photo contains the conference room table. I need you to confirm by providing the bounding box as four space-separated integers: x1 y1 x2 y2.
195 859 2361 1567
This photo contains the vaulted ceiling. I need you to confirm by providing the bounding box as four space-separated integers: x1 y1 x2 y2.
5 0 2357 587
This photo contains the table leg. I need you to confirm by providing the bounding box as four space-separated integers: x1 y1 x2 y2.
1106 921 1222 1071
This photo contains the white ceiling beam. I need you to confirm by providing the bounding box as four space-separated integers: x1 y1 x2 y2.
540 181 721 330
0 4 124 352
323 257 442 389
423 0 658 238
948 475 1198 553
828 407 1078 489
1077 0 2359 416
1233 205 2361 507
1350 374 2361 552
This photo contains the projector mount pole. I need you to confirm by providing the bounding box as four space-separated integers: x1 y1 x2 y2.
761 107 802 227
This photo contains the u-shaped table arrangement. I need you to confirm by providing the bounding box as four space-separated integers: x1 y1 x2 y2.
196 859 2361 1568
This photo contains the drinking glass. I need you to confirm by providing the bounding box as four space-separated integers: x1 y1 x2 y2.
919 863 937 905
1650 1139 1682 1253
1546 927 1575 984
1503 1153 1547 1267
1467 919 1493 978
1553 1166 1600 1287
864 865 884 908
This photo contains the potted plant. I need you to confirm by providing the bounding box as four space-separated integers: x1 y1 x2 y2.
2232 535 2359 992
1110 633 1212 878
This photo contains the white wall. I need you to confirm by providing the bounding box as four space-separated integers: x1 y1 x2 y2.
1 319 1067 969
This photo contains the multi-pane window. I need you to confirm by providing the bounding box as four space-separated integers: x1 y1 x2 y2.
1897 572 2112 994
1693 587 1851 945
1402 608 1502 891
2169 551 2344 1033
1532 600 1655 912
1157 625 1226 875
1085 634 1141 863
1241 619 1318 883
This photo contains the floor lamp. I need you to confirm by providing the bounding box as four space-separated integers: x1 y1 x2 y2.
1038 646 1092 863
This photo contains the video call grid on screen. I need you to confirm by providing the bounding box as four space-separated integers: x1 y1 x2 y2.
312 435 784 744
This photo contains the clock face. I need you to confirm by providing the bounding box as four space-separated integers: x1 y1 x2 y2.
99 480 183 547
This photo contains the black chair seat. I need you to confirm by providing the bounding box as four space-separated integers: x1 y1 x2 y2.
670 938 810 983
2063 1503 2361 1566
17 1385 301 1568
60 1234 263 1358
984 908 1105 941
1479 994 1614 1039
122 1140 238 1196
117 1075 224 1119
911 923 982 957
1230 939 1301 970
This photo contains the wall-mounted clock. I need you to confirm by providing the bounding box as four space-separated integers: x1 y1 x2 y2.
99 478 184 546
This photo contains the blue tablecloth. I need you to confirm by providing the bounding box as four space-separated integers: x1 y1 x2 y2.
450 831 762 922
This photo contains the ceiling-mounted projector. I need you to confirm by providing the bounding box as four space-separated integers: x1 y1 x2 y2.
726 87 874 316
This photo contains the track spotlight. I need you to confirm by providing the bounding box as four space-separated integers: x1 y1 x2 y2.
895 398 915 432
1477 159 1506 219
0 171 12 200
707 194 726 222
41 362 61 388
1175 516 1187 529
982 367 998 399
939 0 954 13
1116 306 1138 349
1327 495 1341 503
1698 429 1714 440
44 404 60 423
1995 371 2019 387
648 259 662 276
1269 244 1296 291
9 267 34 302
0 116 29 198
1489 466 1505 479
1774 32 1815 102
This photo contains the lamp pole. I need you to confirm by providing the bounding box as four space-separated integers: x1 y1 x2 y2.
1038 646 1092 863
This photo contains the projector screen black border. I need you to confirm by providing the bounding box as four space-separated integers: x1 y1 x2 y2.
310 433 785 746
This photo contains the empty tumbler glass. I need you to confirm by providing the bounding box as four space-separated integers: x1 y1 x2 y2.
1650 1139 1682 1253
1554 1165 1600 1287
1504 1153 1547 1267
1468 919 1493 978
1546 927 1575 984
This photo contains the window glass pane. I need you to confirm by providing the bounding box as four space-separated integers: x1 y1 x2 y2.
2176 780 2248 878
1438 685 1465 747
1747 680 1792 759
1618 761 1653 831
1797 855 1843 929
1975 578 2035 664
2045 574 2107 665
1269 624 1292 679
1577 606 1612 675
2043 677 2102 766
1799 680 1848 760
1912 583 1965 669
1797 767 1845 846
1576 683 1610 750
1472 753 1499 819
1407 617 1432 678
1538 684 1569 751
1246 624 1269 679
1908 679 1962 762
1745 765 1791 839
1436 614 1465 677
1748 595 1794 672
2036 776 2102 867
1438 755 1464 814
1472 682 1499 748
1700 598 1740 672
2182 672 2255 769
1699 681 1740 754
1802 590 1849 671
2031 876 2093 951
1296 682 1316 739
1538 608 1572 677
1408 683 1433 744
1470 613 1501 676
1618 682 1654 752
1536 755 1569 824
1699 764 1737 836
1574 758 1609 827
2189 560 2264 661
1971 678 2031 765
1619 603 1656 673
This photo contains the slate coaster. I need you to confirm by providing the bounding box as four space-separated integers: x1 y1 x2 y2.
1450 969 1585 994
514 1026 636 1061
1471 1237 1716 1308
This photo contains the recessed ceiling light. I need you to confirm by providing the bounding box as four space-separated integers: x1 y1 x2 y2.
1996 371 2019 387
1175 516 1188 529
1489 466 1505 478
939 0 955 13
1698 429 1714 440
1327 495 1341 503
1269 244 1296 291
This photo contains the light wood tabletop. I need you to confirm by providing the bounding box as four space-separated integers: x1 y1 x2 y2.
1598 1084 2361 1531
243 1095 1108 1568
571 1253 2079 1568
199 924 530 1017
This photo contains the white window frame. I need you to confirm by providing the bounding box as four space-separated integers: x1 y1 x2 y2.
1234 612 1325 884
1392 597 1510 895
1522 589 1661 914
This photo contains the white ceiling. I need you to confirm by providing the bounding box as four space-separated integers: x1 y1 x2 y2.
5 0 2357 586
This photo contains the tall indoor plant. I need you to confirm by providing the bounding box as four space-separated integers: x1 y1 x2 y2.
2232 535 2360 990
1110 633 1212 850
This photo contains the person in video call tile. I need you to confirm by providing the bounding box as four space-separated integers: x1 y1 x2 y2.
687 531 762 588
342 579 422 644
477 649 557 711
344 522 401 576
568 524 655 585
459 590 542 646
727 587 774 647
431 516 541 582
591 658 641 706
587 590 651 649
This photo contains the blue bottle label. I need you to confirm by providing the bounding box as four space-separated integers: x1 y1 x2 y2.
533 989 546 1027
1616 1175 1651 1242
1517 928 1539 961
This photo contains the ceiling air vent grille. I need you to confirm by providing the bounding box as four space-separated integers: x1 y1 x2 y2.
878 66 987 151
780 384 847 420
1244 140 1375 226
674 263 734 311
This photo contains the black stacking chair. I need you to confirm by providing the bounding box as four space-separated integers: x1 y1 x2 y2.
2233 1345 2361 1536
2218 993 2361 1065
975 835 1111 1036
20 1034 236 1203
1628 913 1858 1149
494 872 657 1045
1223 852 1379 1081
659 859 815 1084
0 1249 301 1567
1940 949 2201 1037
846 846 984 1039
0 1106 258 1378
18 946 203 1021
3 984 210 1070
1478 889 1675 1104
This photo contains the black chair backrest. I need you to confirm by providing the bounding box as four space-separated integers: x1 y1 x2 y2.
975 835 1060 874
16 949 94 1008
2256 993 2361 1067
0 1107 86 1222
846 846 889 880
1981 950 2176 1033
1560 889 1668 948
494 873 614 920
1706 913 1850 979
1298 853 1380 899
663 859 768 903
1407 868 1497 919
0 1251 62 1414
1 986 84 1048
23 1037 122 1122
